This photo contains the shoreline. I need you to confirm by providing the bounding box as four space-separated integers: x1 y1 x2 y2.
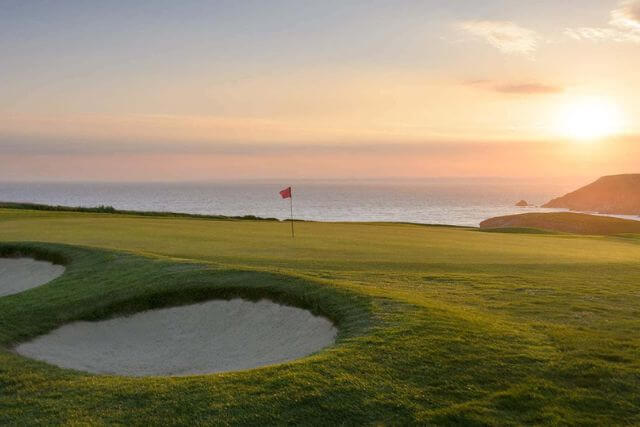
2 201 638 228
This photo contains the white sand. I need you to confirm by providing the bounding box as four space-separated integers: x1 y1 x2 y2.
15 298 337 376
0 257 65 297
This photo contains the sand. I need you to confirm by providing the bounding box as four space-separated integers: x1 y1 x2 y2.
0 257 65 297
15 298 337 376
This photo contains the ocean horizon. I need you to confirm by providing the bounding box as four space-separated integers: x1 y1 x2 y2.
4 177 635 227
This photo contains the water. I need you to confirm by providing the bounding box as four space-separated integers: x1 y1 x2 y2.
0 178 635 227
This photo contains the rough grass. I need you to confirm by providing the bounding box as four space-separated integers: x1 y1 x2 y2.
0 208 639 425
0 201 279 221
480 212 640 235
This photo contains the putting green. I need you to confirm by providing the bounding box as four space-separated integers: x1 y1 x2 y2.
1 207 639 425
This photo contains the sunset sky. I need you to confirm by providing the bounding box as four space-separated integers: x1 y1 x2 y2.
1 0 639 181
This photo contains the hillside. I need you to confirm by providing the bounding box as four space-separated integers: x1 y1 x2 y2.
543 174 640 214
479 212 640 235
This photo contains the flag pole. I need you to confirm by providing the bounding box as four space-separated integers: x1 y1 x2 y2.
289 189 295 238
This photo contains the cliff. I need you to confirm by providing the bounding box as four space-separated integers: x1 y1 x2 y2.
542 174 640 215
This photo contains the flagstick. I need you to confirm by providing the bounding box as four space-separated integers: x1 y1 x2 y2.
289 191 295 238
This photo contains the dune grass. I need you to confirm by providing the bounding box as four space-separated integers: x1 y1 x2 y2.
0 207 639 425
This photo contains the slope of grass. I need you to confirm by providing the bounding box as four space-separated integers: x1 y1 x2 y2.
480 211 640 235
1 208 639 425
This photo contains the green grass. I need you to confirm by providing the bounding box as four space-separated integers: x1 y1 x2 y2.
480 211 640 235
478 227 562 235
0 207 639 425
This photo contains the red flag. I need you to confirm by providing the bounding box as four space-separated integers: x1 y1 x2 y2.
279 186 292 199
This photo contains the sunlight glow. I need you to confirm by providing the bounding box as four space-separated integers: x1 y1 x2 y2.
556 97 624 141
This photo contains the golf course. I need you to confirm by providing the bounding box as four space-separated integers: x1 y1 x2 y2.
1 206 639 425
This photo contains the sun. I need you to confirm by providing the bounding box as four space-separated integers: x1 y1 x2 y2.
556 97 624 141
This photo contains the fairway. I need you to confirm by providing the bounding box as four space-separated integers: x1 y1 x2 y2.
1 208 639 424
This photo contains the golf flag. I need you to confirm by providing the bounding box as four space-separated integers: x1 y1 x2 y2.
280 186 292 199
279 186 294 237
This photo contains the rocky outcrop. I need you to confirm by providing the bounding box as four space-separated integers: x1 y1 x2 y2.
515 200 529 207
543 174 640 215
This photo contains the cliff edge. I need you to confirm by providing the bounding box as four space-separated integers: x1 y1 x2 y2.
542 174 640 215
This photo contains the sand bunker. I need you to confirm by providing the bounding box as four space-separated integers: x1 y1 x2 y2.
0 257 65 297
16 298 337 376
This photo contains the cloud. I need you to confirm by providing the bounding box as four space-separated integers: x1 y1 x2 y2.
5 137 639 181
457 21 540 56
465 80 563 95
493 83 564 94
565 0 640 43
611 0 640 30
0 134 537 157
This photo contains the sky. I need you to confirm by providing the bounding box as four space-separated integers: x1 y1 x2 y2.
1 0 639 181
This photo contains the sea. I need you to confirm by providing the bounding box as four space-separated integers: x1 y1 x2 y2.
0 178 637 227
